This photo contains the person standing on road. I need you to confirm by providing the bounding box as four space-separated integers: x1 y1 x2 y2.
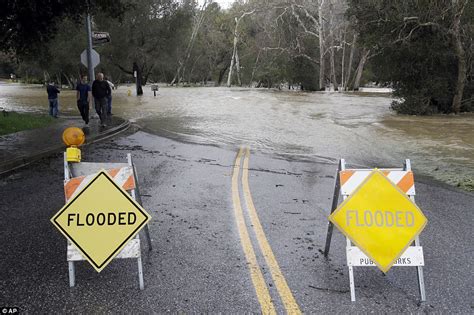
46 81 60 118
105 76 115 115
92 73 111 127
76 75 91 125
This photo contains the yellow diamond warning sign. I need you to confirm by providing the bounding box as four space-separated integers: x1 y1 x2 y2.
329 169 427 273
51 171 151 272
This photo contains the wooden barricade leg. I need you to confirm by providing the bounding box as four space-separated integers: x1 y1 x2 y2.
68 261 75 287
323 159 358 300
64 153 76 287
324 159 344 257
137 256 145 290
337 161 358 301
128 153 153 251
405 159 427 302
127 153 148 290
347 238 356 301
414 236 426 301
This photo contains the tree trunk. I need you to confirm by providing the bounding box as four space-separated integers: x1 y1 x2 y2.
171 61 182 86
341 29 346 91
133 62 143 95
56 73 62 87
64 73 74 89
171 1 208 85
143 71 151 86
226 10 255 87
318 0 326 91
217 65 229 86
351 49 370 91
235 47 242 86
189 55 202 83
345 33 357 90
250 49 261 87
329 35 339 91
451 0 467 114
328 2 339 92
227 17 239 87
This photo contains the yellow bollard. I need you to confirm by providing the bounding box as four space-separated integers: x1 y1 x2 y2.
127 89 132 96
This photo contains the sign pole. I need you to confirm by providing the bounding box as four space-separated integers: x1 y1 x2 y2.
86 12 95 85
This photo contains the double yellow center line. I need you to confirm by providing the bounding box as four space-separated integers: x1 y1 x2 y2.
232 147 301 314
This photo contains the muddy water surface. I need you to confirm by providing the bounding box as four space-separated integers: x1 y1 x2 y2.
1 82 472 190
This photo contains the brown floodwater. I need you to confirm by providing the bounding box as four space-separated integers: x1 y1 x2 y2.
1 82 473 190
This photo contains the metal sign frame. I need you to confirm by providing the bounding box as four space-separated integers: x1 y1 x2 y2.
63 153 152 290
323 159 426 302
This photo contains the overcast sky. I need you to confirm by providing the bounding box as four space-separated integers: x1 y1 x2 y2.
199 0 234 9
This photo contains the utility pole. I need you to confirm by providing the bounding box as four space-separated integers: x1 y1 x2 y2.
86 2 95 86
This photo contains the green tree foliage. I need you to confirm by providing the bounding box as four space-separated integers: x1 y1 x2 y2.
0 52 17 78
347 0 473 114
6 0 471 118
2 0 367 93
95 0 193 86
1 0 128 56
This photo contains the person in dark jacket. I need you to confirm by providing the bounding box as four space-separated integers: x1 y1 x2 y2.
76 75 91 125
92 72 111 127
46 81 60 118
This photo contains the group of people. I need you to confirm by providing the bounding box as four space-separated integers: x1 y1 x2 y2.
46 72 114 127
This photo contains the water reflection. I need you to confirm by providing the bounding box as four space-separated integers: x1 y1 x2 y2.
1 81 472 189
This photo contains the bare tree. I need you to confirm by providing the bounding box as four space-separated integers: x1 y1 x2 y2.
350 48 370 91
289 0 326 90
317 0 326 90
171 1 209 85
451 0 468 113
227 9 256 87
344 33 357 90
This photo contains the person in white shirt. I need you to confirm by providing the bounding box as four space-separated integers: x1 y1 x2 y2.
105 76 115 115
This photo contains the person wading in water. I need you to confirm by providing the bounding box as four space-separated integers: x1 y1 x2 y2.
92 72 111 127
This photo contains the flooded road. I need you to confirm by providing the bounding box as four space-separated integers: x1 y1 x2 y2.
1 82 473 189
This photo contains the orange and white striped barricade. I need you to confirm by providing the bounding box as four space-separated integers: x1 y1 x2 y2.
323 159 426 302
63 153 152 290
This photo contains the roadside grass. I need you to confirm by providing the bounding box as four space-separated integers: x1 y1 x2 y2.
458 178 474 192
0 111 58 136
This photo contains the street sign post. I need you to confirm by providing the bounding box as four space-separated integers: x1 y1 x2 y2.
323 159 428 302
81 49 100 69
51 168 151 273
85 13 95 84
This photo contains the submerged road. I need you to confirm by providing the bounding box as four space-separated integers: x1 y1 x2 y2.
0 130 473 313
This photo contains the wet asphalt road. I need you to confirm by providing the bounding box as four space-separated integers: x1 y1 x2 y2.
0 130 473 313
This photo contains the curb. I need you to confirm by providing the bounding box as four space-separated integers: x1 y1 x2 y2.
0 119 131 176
